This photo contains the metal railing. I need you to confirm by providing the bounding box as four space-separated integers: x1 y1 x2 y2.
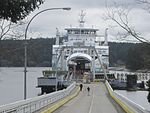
114 91 149 113
105 81 149 113
0 82 76 113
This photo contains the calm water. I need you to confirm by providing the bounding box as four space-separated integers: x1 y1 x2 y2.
0 67 50 106
0 67 150 111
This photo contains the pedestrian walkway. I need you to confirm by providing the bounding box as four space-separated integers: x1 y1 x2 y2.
53 83 125 113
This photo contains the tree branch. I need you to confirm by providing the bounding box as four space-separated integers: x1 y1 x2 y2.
0 19 26 40
104 3 150 44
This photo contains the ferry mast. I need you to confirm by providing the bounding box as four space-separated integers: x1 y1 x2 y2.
79 10 85 28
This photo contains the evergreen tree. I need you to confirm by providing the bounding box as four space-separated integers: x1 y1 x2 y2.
126 46 144 70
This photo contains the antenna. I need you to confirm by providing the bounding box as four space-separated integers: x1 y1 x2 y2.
79 10 86 27
104 28 108 45
56 28 60 45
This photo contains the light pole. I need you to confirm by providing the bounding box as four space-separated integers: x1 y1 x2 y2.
24 7 71 100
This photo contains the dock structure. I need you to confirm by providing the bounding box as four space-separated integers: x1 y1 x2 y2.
51 83 125 113
1 81 149 113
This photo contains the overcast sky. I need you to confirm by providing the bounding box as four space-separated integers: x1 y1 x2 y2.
25 0 150 42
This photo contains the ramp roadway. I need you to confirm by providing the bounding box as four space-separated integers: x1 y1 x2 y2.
53 83 125 113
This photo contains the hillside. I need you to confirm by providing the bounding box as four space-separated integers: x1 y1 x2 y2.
0 38 55 67
0 38 149 70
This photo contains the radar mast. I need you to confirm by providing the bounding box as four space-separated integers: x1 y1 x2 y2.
79 10 86 28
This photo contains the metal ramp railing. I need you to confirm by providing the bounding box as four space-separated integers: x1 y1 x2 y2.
0 82 76 113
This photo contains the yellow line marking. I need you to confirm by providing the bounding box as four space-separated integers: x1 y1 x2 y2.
42 87 80 113
105 81 135 113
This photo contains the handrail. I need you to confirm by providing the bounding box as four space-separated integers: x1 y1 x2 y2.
114 91 149 113
105 80 149 113
0 82 76 113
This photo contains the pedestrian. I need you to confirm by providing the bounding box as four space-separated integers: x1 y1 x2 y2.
87 87 90 96
80 84 83 91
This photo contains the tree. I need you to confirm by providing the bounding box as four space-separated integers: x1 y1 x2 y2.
125 43 150 70
0 19 26 40
0 0 44 66
0 38 55 67
0 0 44 40
0 0 44 23
126 45 144 70
104 1 150 43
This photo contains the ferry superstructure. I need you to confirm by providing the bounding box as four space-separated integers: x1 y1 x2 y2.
52 11 109 80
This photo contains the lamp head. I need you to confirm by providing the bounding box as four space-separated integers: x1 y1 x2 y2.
63 7 71 10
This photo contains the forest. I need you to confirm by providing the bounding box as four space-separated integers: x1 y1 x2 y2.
0 38 150 71
0 38 55 67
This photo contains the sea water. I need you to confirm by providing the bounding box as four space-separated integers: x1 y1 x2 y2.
0 67 50 105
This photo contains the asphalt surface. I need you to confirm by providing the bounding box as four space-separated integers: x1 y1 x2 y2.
53 83 125 113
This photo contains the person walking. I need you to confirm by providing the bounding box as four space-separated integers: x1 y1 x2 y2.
87 86 90 96
80 84 83 91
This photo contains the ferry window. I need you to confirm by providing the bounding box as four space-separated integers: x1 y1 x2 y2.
68 30 73 34
81 30 84 34
68 30 70 34
75 30 79 34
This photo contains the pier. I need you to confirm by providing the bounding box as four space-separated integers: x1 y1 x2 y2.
51 83 124 113
1 81 149 113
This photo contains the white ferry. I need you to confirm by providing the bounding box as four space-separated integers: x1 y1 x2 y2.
52 11 109 80
38 11 110 94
